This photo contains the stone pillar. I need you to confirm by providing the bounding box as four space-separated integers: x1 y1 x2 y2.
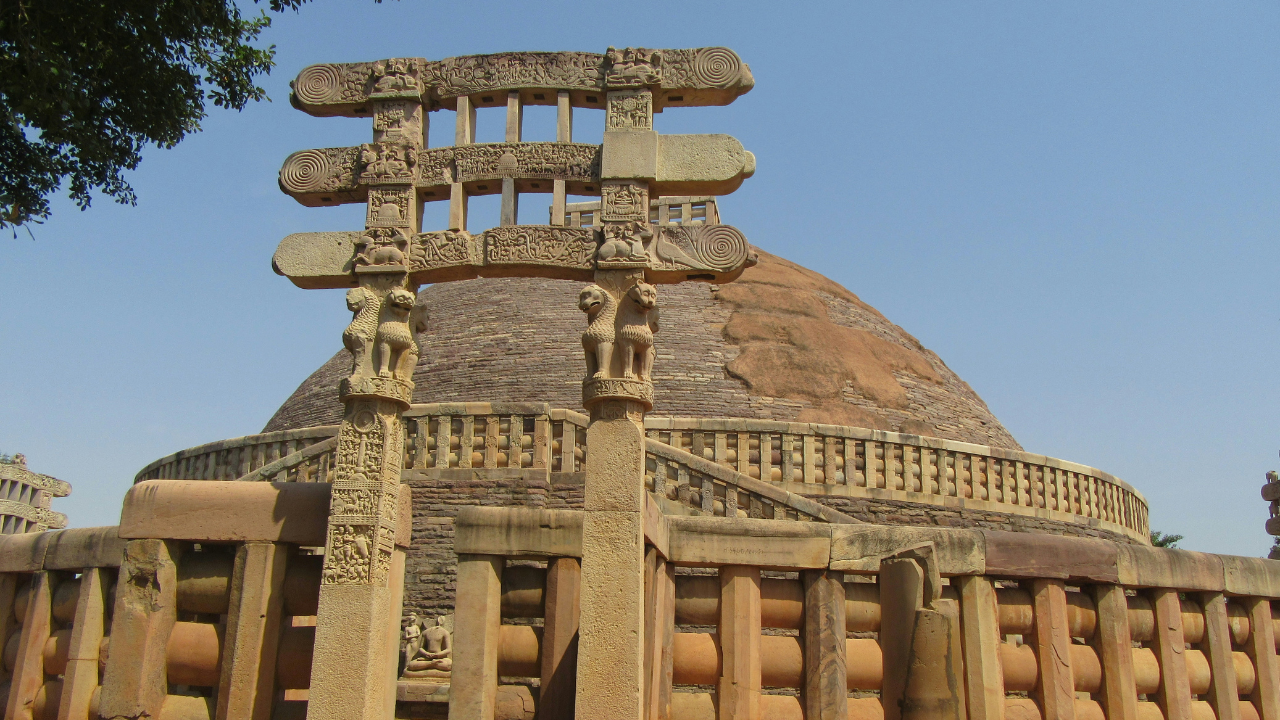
307 96 422 718
576 409 648 720
881 545 965 720
645 552 675 720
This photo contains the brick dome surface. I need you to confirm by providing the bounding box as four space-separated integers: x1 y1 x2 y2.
264 251 1020 450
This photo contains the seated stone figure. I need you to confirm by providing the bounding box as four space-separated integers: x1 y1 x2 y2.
401 613 453 678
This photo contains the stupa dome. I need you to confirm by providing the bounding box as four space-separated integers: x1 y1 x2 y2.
264 250 1020 451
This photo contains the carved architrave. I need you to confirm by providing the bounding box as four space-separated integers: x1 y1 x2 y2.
280 147 361 195
484 226 597 271
373 100 424 145
604 47 662 88
427 52 604 98
359 143 417 184
0 499 67 531
366 188 413 228
0 462 71 498
450 143 601 184
606 90 653 131
290 48 753 115
601 182 649 221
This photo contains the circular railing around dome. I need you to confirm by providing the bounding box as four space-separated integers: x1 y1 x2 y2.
134 403 1148 543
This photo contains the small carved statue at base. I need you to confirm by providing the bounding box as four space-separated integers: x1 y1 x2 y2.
343 287 380 383
579 285 617 379
375 288 416 379
616 281 659 381
401 613 453 678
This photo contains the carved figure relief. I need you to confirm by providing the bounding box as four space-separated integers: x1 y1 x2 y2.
343 287 381 384
485 226 596 269
375 288 418 380
597 222 650 266
601 182 648 221
366 190 412 229
616 281 659 381
429 51 604 97
605 47 662 87
355 228 410 267
360 143 416 182
323 523 374 584
370 58 422 96
373 101 423 145
401 613 453 678
606 91 653 130
410 230 475 270
451 143 600 184
579 285 617 380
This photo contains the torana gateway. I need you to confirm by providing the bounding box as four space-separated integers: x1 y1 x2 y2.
2 47 1277 720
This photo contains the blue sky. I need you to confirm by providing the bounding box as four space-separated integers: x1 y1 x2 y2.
3 1 1277 554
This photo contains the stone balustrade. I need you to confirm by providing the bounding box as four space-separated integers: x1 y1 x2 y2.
0 480 408 720
135 406 1148 541
134 427 339 483
451 505 1280 720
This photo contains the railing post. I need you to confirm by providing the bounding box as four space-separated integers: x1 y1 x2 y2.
718 565 761 720
645 553 674 720
541 556 582 720
216 542 289 720
1090 584 1137 720
99 539 183 720
449 554 504 720
1245 598 1280 720
956 575 1004 720
1199 592 1241 720
1028 578 1075 720
1151 589 1192 720
58 567 107 720
7 570 52 720
802 569 846 720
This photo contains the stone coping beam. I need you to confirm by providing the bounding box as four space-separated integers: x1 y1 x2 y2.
453 508 1280 598
0 526 125 573
119 480 411 548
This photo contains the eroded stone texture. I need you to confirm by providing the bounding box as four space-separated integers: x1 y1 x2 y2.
264 251 1020 450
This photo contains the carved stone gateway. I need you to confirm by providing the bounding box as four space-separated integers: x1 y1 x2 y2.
274 47 756 720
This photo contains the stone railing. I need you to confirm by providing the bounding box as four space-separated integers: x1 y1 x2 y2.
644 418 1150 543
134 408 1147 541
134 427 339 483
451 506 1280 720
646 438 855 524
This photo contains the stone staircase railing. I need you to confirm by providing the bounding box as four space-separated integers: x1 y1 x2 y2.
134 407 1147 541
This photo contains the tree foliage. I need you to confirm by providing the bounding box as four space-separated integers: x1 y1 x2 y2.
0 0 286 229
1150 530 1183 548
